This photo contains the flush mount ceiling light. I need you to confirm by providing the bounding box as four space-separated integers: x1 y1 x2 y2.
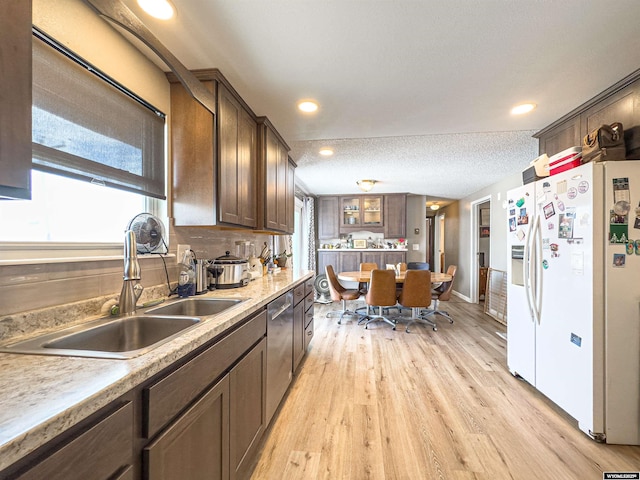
511 103 537 115
430 203 440 211
137 0 175 19
298 100 318 113
357 179 376 192
319 148 334 156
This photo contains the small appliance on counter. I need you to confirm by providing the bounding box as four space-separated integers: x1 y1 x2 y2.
208 251 249 289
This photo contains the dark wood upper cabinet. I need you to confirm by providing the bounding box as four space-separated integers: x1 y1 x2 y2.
535 68 640 158
257 117 294 234
317 196 340 239
168 69 257 228
384 194 406 238
0 0 32 199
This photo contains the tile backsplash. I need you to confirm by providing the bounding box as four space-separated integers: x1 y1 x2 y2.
0 224 277 324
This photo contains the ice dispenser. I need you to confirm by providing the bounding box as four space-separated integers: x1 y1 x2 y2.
511 245 524 286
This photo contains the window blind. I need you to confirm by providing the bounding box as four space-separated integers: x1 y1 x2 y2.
31 29 166 199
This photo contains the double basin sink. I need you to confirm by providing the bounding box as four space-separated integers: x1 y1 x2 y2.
0 297 246 360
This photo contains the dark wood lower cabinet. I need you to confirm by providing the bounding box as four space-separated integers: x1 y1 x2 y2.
230 338 267 480
144 375 230 480
14 401 133 480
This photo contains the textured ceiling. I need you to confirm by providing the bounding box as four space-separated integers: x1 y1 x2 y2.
118 0 640 199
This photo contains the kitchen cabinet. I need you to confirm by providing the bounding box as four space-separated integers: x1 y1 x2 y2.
303 277 315 352
168 69 257 228
11 401 133 480
384 195 407 238
292 284 305 371
535 70 640 158
318 196 340 239
257 117 294 233
144 375 230 480
340 196 383 232
319 250 407 273
0 0 31 199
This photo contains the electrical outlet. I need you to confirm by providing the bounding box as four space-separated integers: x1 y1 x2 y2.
412 244 420 251
176 244 191 263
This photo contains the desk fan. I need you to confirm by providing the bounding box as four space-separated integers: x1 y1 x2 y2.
126 213 167 254
314 273 332 304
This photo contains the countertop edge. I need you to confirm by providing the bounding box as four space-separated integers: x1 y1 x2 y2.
0 270 314 472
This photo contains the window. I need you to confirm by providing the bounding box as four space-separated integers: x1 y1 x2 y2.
0 29 166 259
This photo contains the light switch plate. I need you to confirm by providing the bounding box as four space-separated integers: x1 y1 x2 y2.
412 244 419 250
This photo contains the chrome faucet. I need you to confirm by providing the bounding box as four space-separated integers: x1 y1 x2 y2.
119 230 143 315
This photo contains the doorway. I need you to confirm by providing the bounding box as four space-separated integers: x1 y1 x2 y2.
434 213 445 273
470 196 491 303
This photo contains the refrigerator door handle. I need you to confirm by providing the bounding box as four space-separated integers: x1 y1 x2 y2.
531 212 543 324
523 217 535 321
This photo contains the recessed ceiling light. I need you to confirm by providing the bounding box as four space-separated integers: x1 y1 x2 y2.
137 0 175 20
511 103 537 115
298 100 318 113
319 148 334 156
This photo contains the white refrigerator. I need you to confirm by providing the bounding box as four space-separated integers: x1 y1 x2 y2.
506 160 640 445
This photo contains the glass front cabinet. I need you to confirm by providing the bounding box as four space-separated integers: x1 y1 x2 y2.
340 196 383 231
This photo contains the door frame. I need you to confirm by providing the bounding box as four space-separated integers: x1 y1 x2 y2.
433 212 445 273
470 195 491 303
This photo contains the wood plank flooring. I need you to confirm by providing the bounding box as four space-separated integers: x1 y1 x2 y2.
250 298 640 479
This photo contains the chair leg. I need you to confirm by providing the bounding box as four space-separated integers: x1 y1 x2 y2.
364 306 397 330
326 299 362 324
431 299 454 324
405 307 437 333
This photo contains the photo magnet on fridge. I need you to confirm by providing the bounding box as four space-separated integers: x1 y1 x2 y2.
613 253 626 267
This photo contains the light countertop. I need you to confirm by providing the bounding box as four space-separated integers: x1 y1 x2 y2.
316 248 407 252
0 269 314 471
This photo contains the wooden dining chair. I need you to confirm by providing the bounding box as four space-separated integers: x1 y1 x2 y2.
364 269 398 330
431 265 457 324
325 265 363 324
398 269 437 333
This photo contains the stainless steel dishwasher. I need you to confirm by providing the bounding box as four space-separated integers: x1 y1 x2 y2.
266 291 293 424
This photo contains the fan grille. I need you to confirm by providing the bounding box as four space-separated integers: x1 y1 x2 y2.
127 213 166 253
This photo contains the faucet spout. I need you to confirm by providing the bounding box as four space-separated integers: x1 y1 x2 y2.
119 230 143 315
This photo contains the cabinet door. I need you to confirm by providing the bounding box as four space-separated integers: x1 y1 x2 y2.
317 251 339 276
362 196 383 228
218 84 243 225
341 197 362 227
0 0 31 200
384 252 406 267
230 338 267 480
293 302 305 372
318 197 339 239
384 195 406 238
239 109 257 227
538 116 581 157
16 402 133 480
581 82 640 138
361 252 384 269
264 127 280 231
277 143 289 232
339 252 361 272
285 158 296 233
144 375 230 480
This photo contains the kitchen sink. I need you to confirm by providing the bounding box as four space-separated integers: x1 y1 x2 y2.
145 297 245 317
0 315 201 360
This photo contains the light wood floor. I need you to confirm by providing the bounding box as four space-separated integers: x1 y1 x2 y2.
250 298 640 479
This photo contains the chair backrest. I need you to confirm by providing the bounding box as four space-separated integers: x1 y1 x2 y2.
407 262 430 270
359 262 377 272
398 262 407 272
325 265 346 301
436 265 457 301
365 269 398 307
398 269 431 308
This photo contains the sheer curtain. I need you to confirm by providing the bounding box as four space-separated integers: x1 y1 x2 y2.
303 197 316 272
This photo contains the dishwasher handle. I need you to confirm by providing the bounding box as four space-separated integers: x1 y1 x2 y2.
269 302 291 320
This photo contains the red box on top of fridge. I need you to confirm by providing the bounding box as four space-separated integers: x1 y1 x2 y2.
549 147 582 175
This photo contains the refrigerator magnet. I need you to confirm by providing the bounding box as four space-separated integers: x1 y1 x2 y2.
557 200 565 212
636 239 640 255
626 241 635 255
543 202 555 219
578 180 589 194
567 187 578 200
516 197 525 208
542 259 549 269
613 253 626 267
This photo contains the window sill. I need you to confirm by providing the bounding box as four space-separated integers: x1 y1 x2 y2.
0 242 174 266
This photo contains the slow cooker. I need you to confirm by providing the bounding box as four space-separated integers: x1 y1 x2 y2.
209 251 249 289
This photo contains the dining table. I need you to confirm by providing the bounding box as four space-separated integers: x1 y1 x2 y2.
337 270 452 284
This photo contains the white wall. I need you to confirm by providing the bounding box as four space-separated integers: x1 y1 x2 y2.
406 195 427 264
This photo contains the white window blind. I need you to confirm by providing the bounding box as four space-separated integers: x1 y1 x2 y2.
31 29 166 199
